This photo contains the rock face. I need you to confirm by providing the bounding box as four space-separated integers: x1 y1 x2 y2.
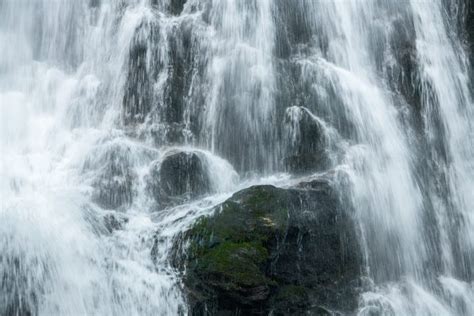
283 106 330 174
149 151 211 207
88 144 134 210
387 16 420 112
122 21 153 125
173 179 363 315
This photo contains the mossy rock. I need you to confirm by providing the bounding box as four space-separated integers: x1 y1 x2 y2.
172 180 363 315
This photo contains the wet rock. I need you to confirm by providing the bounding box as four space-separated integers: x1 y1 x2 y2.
151 122 188 145
172 179 363 315
103 213 129 233
148 150 211 207
272 1 312 59
123 39 150 124
122 19 161 125
93 173 133 210
169 0 187 15
93 163 134 210
122 13 205 144
84 142 135 210
163 22 193 125
283 106 330 174
386 15 424 127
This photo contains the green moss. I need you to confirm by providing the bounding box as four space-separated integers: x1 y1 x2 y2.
185 186 294 291
197 241 270 288
244 186 278 210
240 186 291 230
275 285 309 305
188 213 272 289
190 192 289 246
177 182 361 314
189 202 256 244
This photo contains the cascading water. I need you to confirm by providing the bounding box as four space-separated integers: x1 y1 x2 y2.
1 0 473 315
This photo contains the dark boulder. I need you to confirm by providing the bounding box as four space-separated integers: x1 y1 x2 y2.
148 150 211 208
283 106 330 174
172 179 363 315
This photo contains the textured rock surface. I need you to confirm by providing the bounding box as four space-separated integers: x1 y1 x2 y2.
149 151 211 208
283 106 329 174
173 179 363 315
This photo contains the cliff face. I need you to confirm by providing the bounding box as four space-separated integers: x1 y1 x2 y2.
1 0 474 315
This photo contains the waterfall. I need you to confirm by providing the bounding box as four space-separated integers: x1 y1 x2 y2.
1 0 473 315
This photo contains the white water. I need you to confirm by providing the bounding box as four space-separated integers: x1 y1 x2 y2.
205 0 277 172
1 0 473 315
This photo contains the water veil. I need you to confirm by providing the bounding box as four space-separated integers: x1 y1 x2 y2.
1 0 473 315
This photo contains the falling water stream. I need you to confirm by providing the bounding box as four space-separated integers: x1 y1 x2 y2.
1 0 473 315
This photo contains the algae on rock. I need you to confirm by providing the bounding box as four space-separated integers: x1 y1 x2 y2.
172 180 363 315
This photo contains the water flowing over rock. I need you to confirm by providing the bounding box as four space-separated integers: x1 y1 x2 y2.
1 0 474 315
85 140 136 210
172 179 363 315
148 149 211 208
283 106 330 173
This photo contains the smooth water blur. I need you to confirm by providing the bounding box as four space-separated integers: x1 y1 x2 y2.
1 0 473 315
0 1 218 314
